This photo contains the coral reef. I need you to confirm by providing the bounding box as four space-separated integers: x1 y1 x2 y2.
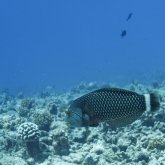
17 107 29 117
17 122 40 157
48 102 58 115
17 122 40 141
0 81 165 165
33 112 53 131
147 138 165 150
20 98 34 109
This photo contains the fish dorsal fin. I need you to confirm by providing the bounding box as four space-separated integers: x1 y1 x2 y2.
92 87 137 95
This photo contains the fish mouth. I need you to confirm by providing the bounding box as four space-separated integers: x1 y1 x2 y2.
65 109 83 127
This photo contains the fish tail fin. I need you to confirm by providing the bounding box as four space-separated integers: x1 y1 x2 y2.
150 93 160 112
144 93 160 112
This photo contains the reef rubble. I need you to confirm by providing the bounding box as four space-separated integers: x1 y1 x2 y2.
0 81 165 165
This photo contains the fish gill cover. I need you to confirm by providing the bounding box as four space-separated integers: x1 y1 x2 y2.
0 0 165 165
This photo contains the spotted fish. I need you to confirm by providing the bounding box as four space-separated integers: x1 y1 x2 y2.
66 88 160 127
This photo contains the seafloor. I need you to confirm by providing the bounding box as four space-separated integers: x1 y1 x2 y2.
0 81 165 165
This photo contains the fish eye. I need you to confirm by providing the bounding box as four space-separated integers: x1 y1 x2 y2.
65 110 72 116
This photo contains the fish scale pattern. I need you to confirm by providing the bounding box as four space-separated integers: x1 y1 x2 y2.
79 88 146 121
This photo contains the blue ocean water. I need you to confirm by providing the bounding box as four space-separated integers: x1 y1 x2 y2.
0 0 165 94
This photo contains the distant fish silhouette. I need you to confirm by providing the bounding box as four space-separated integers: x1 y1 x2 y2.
121 30 127 38
126 13 133 21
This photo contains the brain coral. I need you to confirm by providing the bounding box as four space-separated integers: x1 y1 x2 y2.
17 122 40 157
17 122 40 141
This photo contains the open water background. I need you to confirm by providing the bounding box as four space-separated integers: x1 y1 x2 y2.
0 0 165 94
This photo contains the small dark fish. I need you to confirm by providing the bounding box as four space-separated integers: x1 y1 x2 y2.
121 30 127 38
126 12 133 21
66 88 160 127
